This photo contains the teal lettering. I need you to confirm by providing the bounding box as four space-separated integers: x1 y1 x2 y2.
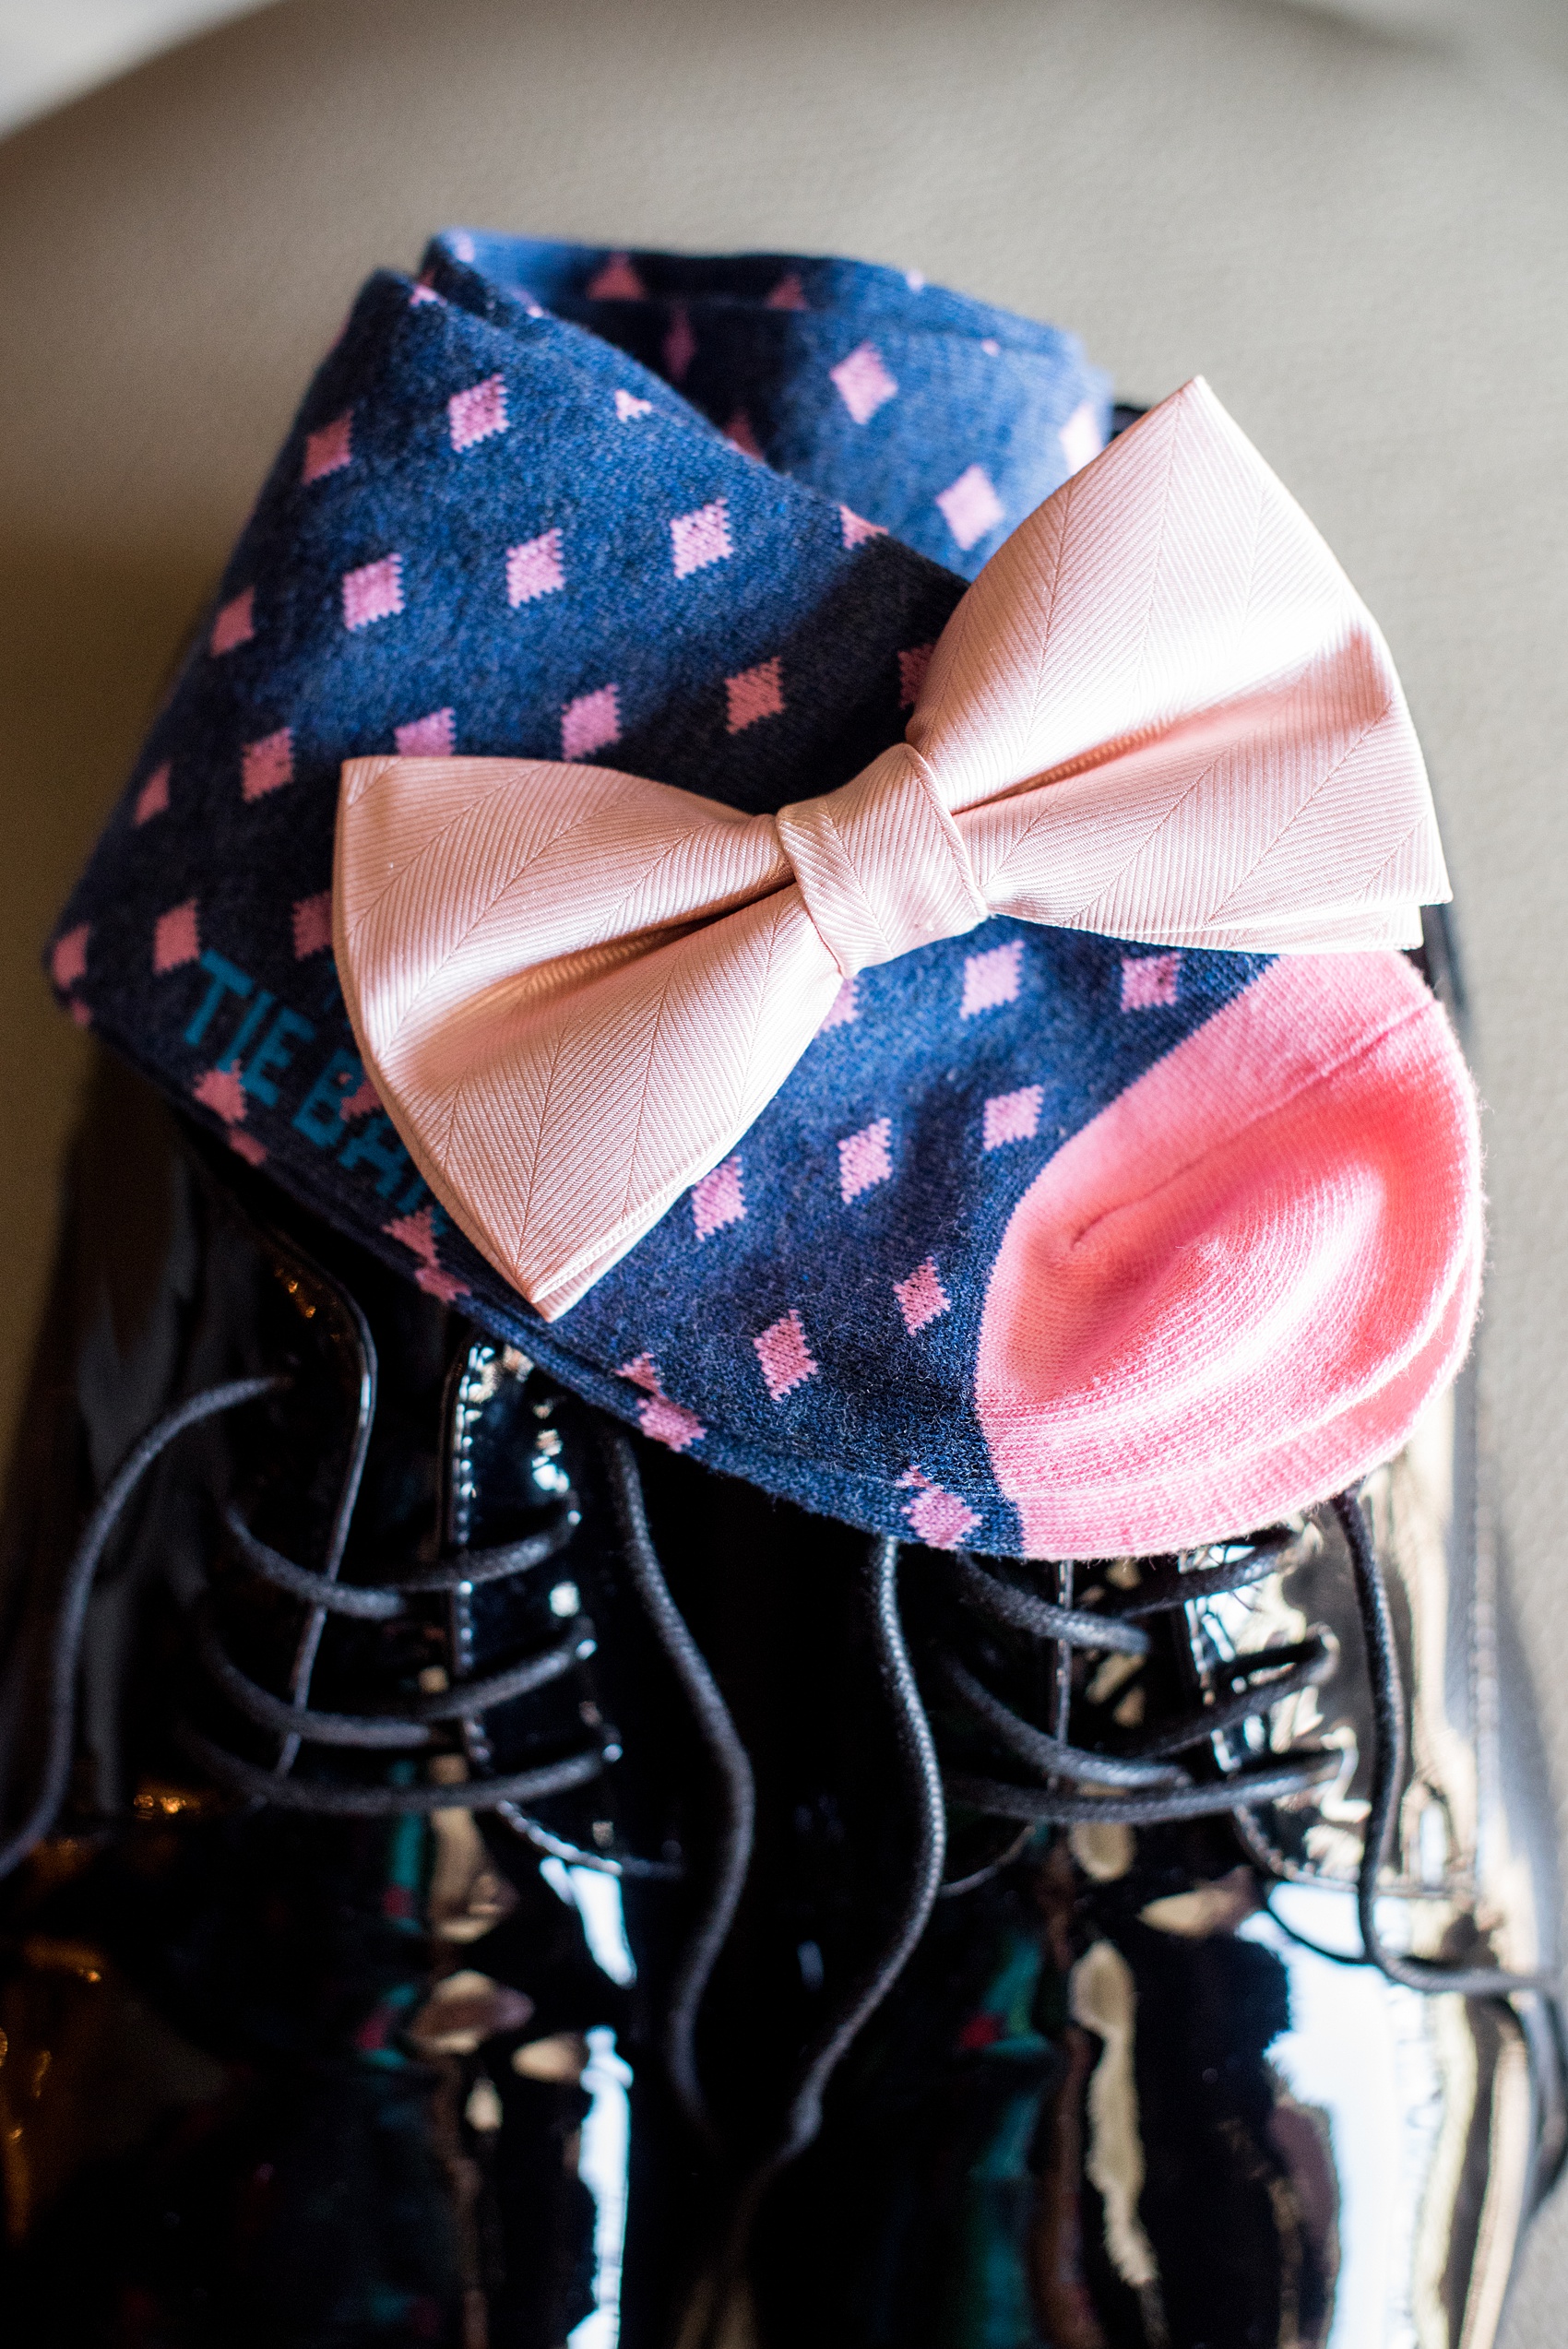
218 989 274 1070
339 1112 412 1198
291 1048 363 1147
245 1006 315 1106
183 950 251 1046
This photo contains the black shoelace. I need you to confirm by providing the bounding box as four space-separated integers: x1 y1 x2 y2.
901 1499 1553 1999
0 1360 757 2164
179 1306 620 1833
934 1525 1341 1833
0 1362 611 1857
0 1363 747 1892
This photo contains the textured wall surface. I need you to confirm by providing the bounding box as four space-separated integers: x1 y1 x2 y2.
3 0 1567 135
0 0 1564 2331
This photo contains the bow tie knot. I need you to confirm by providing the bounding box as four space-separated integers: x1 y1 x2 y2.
774 743 989 977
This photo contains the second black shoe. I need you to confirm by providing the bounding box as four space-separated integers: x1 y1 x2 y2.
740 1392 1567 2349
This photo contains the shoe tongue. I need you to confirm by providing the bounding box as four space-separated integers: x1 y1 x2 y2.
46 236 1478 1560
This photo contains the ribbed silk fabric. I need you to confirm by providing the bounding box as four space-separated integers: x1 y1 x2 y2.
336 380 1450 1323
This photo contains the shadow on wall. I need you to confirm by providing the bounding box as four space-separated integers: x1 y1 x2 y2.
1271 0 1568 72
0 1 268 136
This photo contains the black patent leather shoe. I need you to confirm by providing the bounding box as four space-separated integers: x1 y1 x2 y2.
5 1004 1564 2349
0 1056 752 2346
735 1380 1567 2349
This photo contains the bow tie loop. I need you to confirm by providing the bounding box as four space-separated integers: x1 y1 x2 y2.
774 743 989 977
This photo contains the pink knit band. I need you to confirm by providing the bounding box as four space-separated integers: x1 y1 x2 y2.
976 951 1479 1556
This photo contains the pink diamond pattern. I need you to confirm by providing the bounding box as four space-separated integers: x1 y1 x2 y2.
638 1393 707 1453
894 1258 951 1335
588 253 645 299
616 1353 705 1449
340 1074 381 1121
210 589 255 656
754 1309 818 1402
448 373 509 451
506 528 565 606
614 388 653 421
396 706 456 757
562 685 621 763
819 976 859 1031
51 925 89 989
412 1263 470 1304
302 411 352 483
1122 953 1182 1012
838 1116 893 1203
671 498 732 578
292 891 333 958
1059 398 1104 474
905 1481 980 1549
765 270 808 310
153 899 200 973
961 940 1023 1017
897 644 934 708
692 1156 745 1241
936 464 1005 552
726 657 784 734
134 764 171 825
242 727 294 801
342 554 404 632
193 1064 246 1122
983 1084 1044 1150
840 505 887 550
385 1205 470 1303
830 342 898 424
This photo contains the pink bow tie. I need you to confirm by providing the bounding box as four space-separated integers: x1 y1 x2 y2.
335 378 1450 1321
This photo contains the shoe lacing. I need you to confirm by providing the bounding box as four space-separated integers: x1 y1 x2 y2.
0 1358 755 2161
173 1268 619 1836
0 1374 279 1884
909 1499 1553 1999
934 1525 1341 1835
0 1328 741 1890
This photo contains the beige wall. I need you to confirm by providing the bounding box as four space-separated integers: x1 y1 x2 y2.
4 0 1568 138
1285 0 1568 74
